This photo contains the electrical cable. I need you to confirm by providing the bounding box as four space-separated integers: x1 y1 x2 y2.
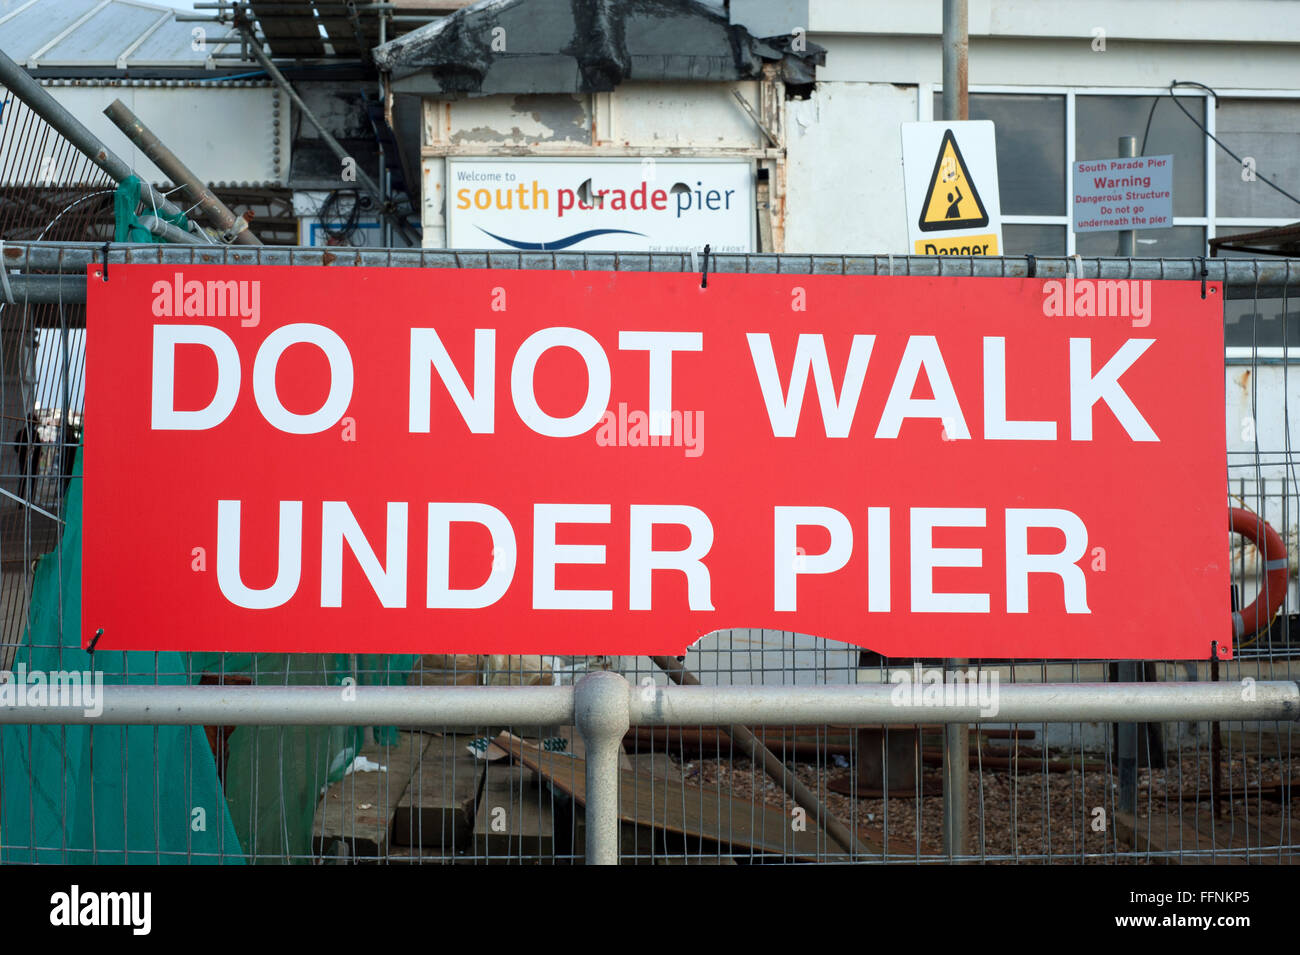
1139 95 1160 155
317 188 370 244
1166 80 1300 208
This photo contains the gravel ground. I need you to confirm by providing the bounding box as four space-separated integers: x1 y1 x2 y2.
678 751 1294 862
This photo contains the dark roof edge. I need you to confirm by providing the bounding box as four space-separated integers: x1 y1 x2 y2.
373 0 825 94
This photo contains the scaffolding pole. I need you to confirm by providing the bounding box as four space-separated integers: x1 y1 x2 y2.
0 49 188 225
103 99 260 246
235 21 420 244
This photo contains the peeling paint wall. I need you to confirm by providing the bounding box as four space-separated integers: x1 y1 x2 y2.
603 84 763 148
437 94 592 146
419 80 773 247
784 82 915 253
422 81 763 151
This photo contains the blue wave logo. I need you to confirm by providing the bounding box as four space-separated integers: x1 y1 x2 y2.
476 226 645 251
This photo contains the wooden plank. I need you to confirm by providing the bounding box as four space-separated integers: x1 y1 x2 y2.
390 735 483 851
1189 808 1289 863
384 845 460 864
626 753 738 864
497 733 836 861
312 734 426 861
472 764 556 862
1116 810 1222 865
627 753 683 782
1116 809 1288 865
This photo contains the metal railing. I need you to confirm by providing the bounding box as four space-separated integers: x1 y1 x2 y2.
0 241 1297 865
1 677 1297 865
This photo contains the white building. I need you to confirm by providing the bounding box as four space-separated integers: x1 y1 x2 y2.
381 0 1300 259
376 0 1300 691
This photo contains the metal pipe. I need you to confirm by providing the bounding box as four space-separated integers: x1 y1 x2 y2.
941 668 969 859
651 654 870 857
3 242 1295 284
103 99 260 246
941 0 968 122
0 49 185 221
630 682 1300 725
1117 135 1138 256
1211 651 1224 818
1117 658 1140 820
2 274 88 304
235 24 419 244
139 214 206 245
941 0 971 859
3 681 1294 727
574 671 630 865
0 684 575 726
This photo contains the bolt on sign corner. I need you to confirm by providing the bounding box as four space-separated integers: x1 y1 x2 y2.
85 266 1226 658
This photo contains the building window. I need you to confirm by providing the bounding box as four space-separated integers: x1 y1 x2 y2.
937 93 1066 217
1074 94 1205 217
924 86 1300 262
1075 225 1205 257
1003 223 1065 255
1214 99 1300 220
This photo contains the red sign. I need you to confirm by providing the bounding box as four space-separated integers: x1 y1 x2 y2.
85 266 1226 658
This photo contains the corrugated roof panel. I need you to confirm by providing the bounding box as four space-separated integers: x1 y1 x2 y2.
0 0 101 64
128 16 214 65
38 2 162 66
0 0 215 69
0 0 41 24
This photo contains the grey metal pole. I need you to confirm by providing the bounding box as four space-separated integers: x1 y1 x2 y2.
574 671 629 865
941 0 969 123
1 680 1296 726
2 241 1294 285
139 214 206 245
103 99 260 246
0 50 185 222
940 0 971 862
1117 672 1140 821
1117 135 1138 256
236 24 419 244
941 662 969 859
2 274 90 302
0 683 575 726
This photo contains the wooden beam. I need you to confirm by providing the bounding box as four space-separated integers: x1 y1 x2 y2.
472 764 556 862
312 734 426 861
390 735 483 851
497 732 878 861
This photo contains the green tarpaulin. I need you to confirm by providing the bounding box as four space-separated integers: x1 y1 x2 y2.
0 451 416 862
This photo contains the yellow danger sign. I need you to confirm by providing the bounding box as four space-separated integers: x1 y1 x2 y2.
918 130 990 232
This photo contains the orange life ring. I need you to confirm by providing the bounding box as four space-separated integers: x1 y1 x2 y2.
1229 506 1288 641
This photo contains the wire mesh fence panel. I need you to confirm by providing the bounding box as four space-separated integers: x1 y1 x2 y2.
0 243 1295 863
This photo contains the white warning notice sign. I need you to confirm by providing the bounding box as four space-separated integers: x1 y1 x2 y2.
902 121 1003 256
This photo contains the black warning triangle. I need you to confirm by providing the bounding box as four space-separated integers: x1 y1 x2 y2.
918 129 990 232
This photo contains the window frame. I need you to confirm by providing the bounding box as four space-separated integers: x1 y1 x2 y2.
918 84 1300 256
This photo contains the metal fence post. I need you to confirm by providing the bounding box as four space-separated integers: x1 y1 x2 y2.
941 0 970 859
574 670 630 865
